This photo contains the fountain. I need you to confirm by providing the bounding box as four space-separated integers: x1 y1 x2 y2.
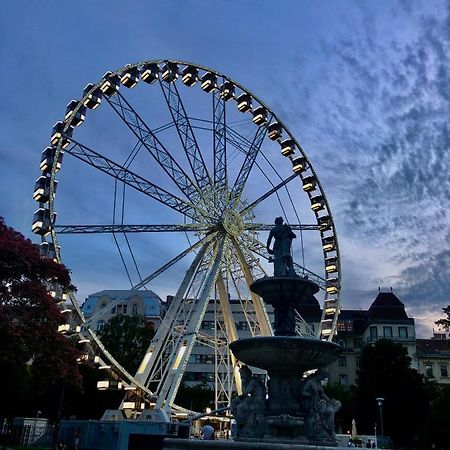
164 217 343 449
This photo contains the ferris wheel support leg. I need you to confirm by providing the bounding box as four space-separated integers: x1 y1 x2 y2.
231 237 273 337
216 275 242 395
132 242 211 388
156 238 226 412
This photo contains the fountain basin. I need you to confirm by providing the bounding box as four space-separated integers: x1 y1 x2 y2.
250 277 319 309
229 336 342 374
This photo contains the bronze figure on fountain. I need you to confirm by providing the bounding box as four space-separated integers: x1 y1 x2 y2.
266 217 297 277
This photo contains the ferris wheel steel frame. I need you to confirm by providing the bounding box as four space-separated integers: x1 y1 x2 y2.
33 60 342 417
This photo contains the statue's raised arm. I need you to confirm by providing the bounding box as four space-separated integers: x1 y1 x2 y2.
266 217 297 277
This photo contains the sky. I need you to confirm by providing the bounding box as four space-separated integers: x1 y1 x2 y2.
1 0 449 338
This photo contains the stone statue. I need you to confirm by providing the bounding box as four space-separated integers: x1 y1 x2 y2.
230 365 266 438
301 370 341 443
266 217 297 277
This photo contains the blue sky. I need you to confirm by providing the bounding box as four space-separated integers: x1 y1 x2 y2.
1 0 449 337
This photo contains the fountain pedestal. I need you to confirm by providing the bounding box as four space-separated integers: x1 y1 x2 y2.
229 276 342 446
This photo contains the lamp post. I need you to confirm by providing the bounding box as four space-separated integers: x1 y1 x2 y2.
376 397 384 437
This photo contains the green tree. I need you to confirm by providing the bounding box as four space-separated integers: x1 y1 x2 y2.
435 305 450 332
175 382 214 412
417 383 450 450
324 382 356 434
97 314 155 373
0 217 81 418
355 339 428 448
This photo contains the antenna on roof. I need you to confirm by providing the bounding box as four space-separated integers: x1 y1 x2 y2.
390 287 393 292
378 286 381 292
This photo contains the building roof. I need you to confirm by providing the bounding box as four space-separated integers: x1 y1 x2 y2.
82 289 162 318
416 338 450 357
368 291 409 320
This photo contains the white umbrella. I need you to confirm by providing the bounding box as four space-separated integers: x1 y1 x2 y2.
351 418 357 441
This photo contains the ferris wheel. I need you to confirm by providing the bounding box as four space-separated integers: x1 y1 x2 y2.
32 60 341 417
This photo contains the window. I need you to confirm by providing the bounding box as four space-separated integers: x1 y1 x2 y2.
96 320 105 331
201 321 215 330
440 365 448 378
339 374 348 385
132 303 138 315
337 320 353 332
100 302 107 309
188 354 214 365
236 321 250 331
356 356 362 368
425 364 434 378
354 338 362 349
338 356 347 367
399 327 408 338
383 326 393 338
370 326 378 340
115 304 127 315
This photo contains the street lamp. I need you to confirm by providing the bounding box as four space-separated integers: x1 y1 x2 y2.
376 397 385 437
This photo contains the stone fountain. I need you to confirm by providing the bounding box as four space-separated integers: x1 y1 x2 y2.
163 217 343 450
229 217 342 446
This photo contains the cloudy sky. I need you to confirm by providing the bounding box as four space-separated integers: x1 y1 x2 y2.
1 0 449 337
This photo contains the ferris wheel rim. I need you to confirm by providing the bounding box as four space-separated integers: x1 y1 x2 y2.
36 59 342 405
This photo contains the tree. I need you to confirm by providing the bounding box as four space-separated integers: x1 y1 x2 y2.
435 305 450 332
0 217 81 417
175 382 214 412
417 383 450 450
355 339 428 448
97 314 155 373
324 382 356 434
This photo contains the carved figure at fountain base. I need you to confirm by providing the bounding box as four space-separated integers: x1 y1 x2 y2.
229 365 340 445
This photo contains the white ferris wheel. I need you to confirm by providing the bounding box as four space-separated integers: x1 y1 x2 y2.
32 60 341 418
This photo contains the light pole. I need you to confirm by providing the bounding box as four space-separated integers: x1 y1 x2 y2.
376 397 384 437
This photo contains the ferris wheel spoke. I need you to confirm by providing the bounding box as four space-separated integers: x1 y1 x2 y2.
106 92 203 202
239 173 299 215
228 125 268 208
55 224 208 234
213 92 227 191
245 223 319 232
159 79 211 190
65 140 200 219
132 232 218 291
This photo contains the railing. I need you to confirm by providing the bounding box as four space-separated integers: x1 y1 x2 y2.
365 335 415 344
0 422 54 447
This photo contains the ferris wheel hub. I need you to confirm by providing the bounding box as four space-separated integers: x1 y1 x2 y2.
222 209 245 237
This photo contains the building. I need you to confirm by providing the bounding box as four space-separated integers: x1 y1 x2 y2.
182 289 419 389
81 289 164 332
416 333 450 384
183 298 274 386
326 290 417 386
82 288 449 391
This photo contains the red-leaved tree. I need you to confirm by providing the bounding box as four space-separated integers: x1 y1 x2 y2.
0 217 81 417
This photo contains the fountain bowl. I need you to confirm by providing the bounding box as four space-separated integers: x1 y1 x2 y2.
229 336 342 374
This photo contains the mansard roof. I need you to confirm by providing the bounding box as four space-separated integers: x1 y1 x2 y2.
368 291 409 320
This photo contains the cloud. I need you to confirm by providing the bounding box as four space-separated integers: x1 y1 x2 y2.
276 2 450 335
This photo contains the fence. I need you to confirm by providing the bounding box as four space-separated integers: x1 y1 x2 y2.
0 421 54 447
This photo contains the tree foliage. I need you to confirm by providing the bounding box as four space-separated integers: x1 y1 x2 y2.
0 217 81 417
355 339 428 448
97 314 155 373
175 382 214 412
324 382 356 434
417 383 450 449
435 305 450 332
